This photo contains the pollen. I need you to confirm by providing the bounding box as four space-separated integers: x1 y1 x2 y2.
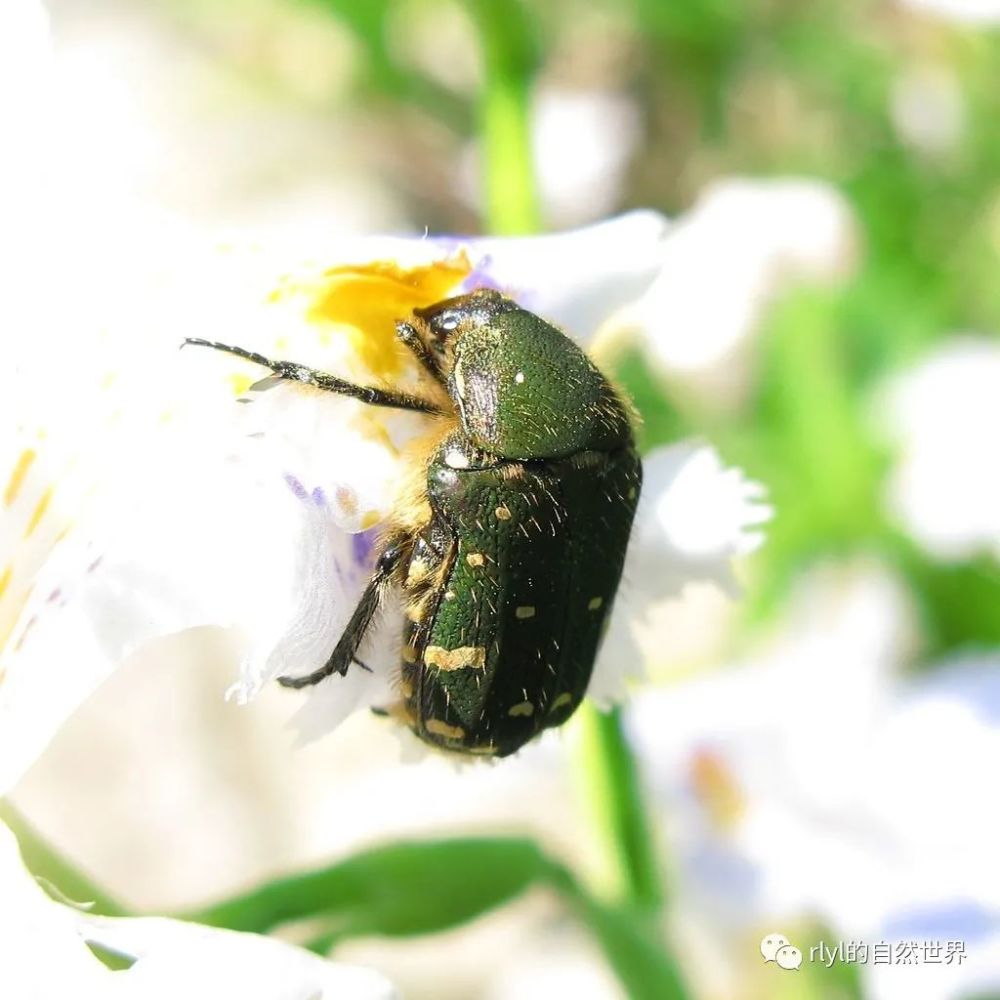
406 558 431 584
445 449 470 469
515 605 536 619
466 552 485 567
588 596 604 611
402 643 419 663
425 645 486 670
269 255 473 381
494 505 512 521
508 701 534 717
426 718 466 740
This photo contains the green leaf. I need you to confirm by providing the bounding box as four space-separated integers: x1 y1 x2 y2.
190 835 691 998
564 890 689 1000
191 836 554 939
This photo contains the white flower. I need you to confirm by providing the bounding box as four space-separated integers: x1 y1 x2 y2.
890 66 966 158
0 822 398 1000
880 336 1000 561
898 0 1000 25
628 561 1000 1000
1 211 770 784
530 87 641 228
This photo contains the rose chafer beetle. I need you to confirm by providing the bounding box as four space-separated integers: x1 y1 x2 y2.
186 289 641 757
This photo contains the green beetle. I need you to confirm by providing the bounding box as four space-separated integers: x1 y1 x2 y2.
186 289 641 757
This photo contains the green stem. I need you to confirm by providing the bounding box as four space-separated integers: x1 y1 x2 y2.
466 0 541 235
0 800 127 915
466 0 664 920
576 705 663 912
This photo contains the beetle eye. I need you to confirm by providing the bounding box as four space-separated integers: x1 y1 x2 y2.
433 311 460 334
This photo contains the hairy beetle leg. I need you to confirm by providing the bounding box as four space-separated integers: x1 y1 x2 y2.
182 338 444 415
278 537 410 689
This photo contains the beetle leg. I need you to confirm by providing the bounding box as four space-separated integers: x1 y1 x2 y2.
395 321 447 387
183 338 445 415
277 536 410 689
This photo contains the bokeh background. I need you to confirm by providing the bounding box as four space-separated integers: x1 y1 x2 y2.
5 0 1000 998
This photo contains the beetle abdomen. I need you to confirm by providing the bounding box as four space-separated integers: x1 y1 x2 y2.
403 445 642 756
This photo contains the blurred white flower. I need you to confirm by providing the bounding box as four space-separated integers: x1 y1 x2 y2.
531 87 642 229
629 561 1000 999
613 178 856 376
0 822 398 1000
881 336 1000 561
899 0 1000 24
890 66 966 158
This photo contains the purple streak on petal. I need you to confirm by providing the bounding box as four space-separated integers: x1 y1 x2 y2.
311 486 327 507
284 473 308 501
458 254 506 294
352 527 379 569
427 235 468 255
425 236 506 295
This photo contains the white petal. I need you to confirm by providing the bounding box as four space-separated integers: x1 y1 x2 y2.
880 336 1000 560
0 822 398 1000
627 442 770 598
622 178 856 372
460 210 671 342
77 915 399 1000
587 442 770 703
230 470 398 723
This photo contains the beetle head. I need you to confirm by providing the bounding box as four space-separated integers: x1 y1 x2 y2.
410 288 515 360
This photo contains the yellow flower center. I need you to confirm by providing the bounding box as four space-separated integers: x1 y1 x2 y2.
270 254 473 381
